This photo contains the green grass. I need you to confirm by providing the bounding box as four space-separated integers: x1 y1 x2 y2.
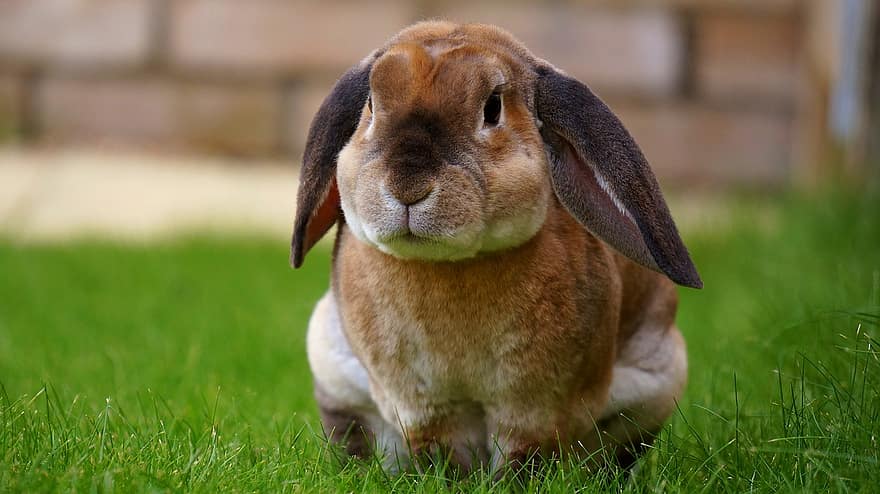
1 187 879 492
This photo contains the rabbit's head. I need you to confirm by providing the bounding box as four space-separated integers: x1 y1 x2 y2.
292 21 701 288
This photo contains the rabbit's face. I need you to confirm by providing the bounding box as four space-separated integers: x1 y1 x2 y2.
336 40 550 261
293 21 701 288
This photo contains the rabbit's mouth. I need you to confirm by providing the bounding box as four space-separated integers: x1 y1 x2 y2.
375 227 435 244
342 181 486 262
367 220 483 262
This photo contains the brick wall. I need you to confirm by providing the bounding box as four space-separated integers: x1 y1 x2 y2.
0 0 836 186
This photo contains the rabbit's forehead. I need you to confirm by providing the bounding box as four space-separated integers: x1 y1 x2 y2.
371 41 507 102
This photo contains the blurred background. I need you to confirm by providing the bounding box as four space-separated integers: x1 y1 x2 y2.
0 0 877 237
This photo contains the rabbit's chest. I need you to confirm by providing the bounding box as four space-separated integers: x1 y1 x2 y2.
400 306 520 394
335 225 613 413
346 283 525 400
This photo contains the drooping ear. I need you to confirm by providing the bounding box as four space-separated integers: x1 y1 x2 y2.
535 66 702 288
290 60 373 268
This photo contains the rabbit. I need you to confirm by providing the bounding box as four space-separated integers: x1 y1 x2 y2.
291 21 701 475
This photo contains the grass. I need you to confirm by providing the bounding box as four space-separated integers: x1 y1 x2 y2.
1 187 879 492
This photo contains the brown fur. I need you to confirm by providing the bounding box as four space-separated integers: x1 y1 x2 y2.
292 21 697 474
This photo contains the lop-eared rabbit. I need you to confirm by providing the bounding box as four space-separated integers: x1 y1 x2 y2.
291 21 702 475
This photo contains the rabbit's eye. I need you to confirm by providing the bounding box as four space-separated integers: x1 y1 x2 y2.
483 92 501 126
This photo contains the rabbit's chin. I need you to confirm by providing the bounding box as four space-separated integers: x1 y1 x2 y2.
373 235 483 262
346 209 550 263
348 215 484 262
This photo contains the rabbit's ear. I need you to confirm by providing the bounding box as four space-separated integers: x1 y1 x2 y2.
291 60 373 268
535 67 702 288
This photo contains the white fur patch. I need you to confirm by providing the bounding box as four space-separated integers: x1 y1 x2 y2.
480 197 549 253
371 417 410 472
306 293 372 409
602 326 687 420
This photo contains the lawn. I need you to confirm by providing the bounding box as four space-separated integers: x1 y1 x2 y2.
1 187 878 492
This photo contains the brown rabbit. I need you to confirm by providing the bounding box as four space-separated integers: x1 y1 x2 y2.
292 21 701 475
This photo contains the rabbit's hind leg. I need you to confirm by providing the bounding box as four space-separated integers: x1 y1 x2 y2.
307 292 384 458
596 325 687 469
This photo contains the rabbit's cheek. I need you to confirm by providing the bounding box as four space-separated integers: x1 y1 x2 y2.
480 153 551 252
336 144 370 243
